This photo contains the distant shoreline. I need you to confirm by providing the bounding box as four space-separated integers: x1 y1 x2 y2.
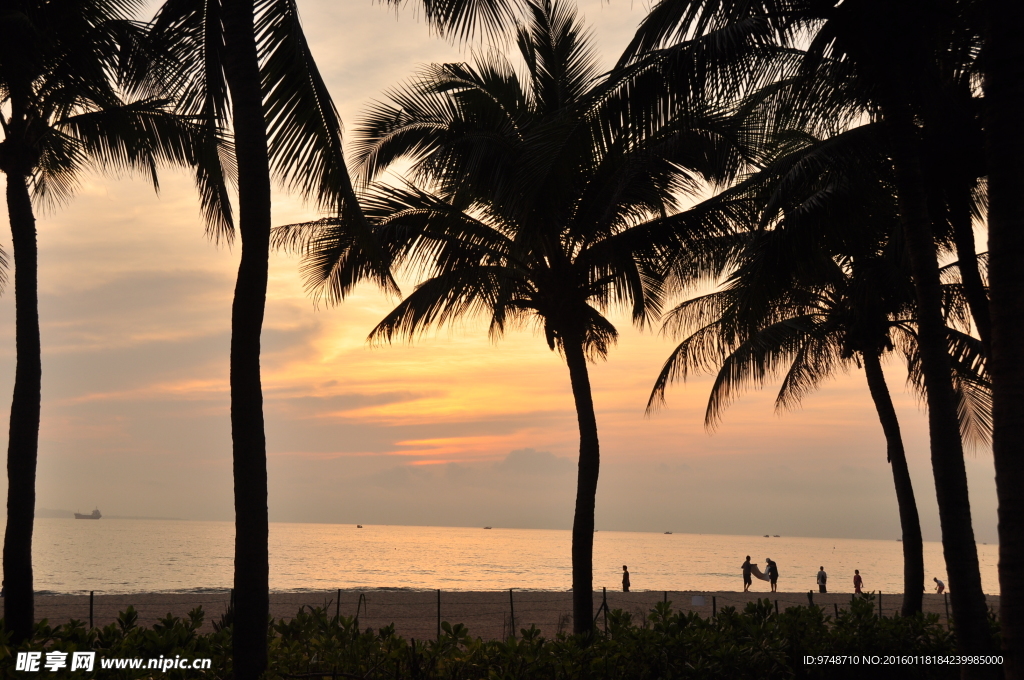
36 590 988 638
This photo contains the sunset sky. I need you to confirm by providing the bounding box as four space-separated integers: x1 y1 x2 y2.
0 0 998 542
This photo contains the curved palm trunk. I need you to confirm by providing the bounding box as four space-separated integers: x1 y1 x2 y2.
563 334 599 635
862 351 924 616
222 0 272 677
948 182 991 354
2 172 41 644
888 112 994 667
983 1 1024 676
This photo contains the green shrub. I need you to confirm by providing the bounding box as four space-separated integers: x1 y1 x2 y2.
0 596 979 679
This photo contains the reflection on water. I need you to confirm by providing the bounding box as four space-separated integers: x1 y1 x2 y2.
31 518 999 595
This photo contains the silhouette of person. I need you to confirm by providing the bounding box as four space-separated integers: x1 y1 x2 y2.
622 565 630 592
934 577 945 594
817 566 827 593
767 558 779 593
854 569 863 594
741 556 753 592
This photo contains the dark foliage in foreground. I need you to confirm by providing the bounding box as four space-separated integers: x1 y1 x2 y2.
0 596 978 679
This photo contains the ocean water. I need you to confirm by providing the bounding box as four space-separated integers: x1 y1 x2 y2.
31 518 999 595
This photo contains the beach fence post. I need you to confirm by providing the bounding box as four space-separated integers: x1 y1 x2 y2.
774 600 779 617
336 589 341 621
593 588 609 631
509 589 516 638
944 593 951 629
807 591 814 606
437 589 441 641
89 591 94 629
355 593 365 629
602 587 608 633
712 596 717 618
663 591 667 604
878 591 882 618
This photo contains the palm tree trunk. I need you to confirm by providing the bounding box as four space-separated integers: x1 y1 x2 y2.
2 171 41 644
983 1 1024 676
888 111 994 668
222 0 271 677
563 333 599 635
862 351 924 616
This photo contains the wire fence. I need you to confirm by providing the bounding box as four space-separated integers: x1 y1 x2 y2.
35 588 970 639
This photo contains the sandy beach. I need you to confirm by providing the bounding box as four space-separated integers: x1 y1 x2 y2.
35 589 988 640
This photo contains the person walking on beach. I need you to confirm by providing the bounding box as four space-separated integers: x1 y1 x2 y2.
933 577 945 594
853 569 863 594
622 565 630 592
816 566 827 593
766 558 779 592
741 556 753 592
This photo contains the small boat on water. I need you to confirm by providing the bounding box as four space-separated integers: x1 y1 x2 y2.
664 531 672 535
356 525 362 528
773 535 781 537
74 508 101 520
763 534 769 537
483 526 492 529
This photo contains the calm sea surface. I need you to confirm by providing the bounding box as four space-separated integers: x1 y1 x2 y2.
32 519 999 595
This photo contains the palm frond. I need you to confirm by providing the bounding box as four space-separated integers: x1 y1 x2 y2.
256 0 391 294
382 0 519 41
369 265 529 343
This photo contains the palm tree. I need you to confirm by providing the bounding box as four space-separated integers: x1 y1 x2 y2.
151 0 375 673
652 234 989 621
623 0 996 662
151 0 516 674
0 0 231 643
276 0 747 634
649 124 988 617
654 252 990 615
982 0 1024 675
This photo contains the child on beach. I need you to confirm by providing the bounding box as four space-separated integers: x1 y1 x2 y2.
741 556 752 592
622 565 630 592
853 570 863 594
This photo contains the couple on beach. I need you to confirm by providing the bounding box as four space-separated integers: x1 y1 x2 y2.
741 556 779 592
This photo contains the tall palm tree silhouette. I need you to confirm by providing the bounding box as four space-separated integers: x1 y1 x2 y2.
0 0 230 642
655 122 991 614
623 0 996 660
279 0 747 633
982 0 1024 674
151 0 514 673
649 125 990 616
